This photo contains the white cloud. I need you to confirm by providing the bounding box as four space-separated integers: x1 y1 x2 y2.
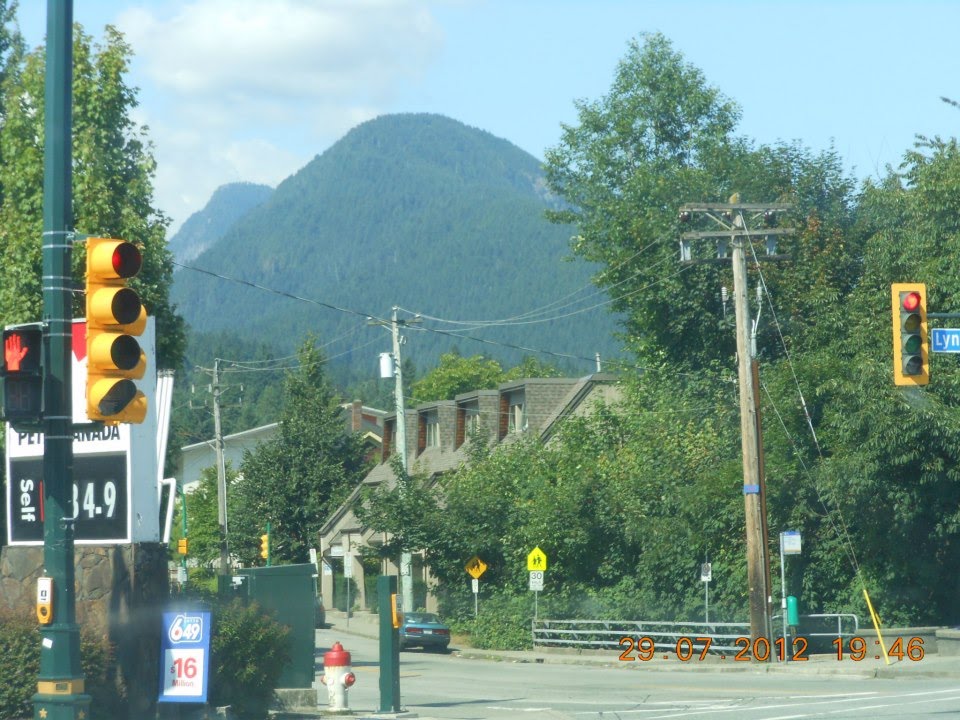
115 0 444 231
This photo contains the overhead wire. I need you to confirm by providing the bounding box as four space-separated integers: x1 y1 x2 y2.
739 212 862 576
408 236 668 327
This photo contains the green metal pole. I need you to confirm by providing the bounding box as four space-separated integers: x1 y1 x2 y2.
377 575 401 713
33 2 91 719
179 482 188 579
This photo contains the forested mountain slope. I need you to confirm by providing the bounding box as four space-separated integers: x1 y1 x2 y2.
167 182 273 264
170 114 621 383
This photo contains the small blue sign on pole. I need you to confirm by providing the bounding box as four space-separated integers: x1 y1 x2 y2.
158 610 211 704
932 328 960 353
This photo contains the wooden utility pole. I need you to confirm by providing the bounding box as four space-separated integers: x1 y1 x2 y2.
369 308 421 613
679 200 792 647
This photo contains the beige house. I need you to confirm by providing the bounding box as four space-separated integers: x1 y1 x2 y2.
318 373 621 611
178 401 384 493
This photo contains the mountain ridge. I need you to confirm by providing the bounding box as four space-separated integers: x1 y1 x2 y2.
171 113 621 381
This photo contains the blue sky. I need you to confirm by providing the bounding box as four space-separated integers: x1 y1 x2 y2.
18 1 960 233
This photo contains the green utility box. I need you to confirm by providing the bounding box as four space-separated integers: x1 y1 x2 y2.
237 563 317 688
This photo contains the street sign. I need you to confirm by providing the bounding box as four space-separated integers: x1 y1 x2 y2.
932 328 960 353
529 570 544 591
527 546 547 571
781 530 802 555
471 578 479 594
465 555 487 579
700 562 712 582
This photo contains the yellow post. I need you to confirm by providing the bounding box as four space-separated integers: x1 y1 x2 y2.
863 588 890 664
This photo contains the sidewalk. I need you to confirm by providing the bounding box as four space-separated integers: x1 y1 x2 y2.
323 610 960 680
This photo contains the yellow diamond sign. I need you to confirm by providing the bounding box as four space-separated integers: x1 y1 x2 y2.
527 546 547 571
465 555 488 579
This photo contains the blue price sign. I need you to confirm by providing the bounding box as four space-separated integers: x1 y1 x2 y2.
932 328 960 353
158 610 210 703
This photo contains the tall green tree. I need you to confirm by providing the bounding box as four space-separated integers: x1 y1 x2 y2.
543 33 857 370
230 340 369 565
0 24 184 368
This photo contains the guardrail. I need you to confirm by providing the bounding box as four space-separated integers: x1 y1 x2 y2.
532 614 859 656
532 619 751 654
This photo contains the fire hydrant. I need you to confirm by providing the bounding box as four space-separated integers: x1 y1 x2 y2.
321 641 356 711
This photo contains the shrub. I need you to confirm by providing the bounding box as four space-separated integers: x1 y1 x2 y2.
0 608 117 720
208 599 291 719
468 593 535 650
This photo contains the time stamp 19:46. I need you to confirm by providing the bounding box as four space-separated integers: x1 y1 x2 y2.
618 635 925 662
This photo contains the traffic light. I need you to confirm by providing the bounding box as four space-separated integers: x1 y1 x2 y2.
260 533 270 560
2 323 44 423
85 237 147 423
892 283 929 386
177 538 188 555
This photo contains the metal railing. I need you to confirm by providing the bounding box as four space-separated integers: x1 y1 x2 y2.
532 619 751 654
532 614 859 655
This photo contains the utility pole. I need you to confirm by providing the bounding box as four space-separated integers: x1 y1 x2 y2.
370 308 421 612
213 358 229 584
190 357 238 588
679 199 792 647
34 1 91 718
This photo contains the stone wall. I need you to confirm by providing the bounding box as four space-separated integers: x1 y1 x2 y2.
0 543 169 719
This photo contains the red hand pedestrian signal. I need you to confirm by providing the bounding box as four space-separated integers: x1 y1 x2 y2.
2 324 43 423
4 333 28 371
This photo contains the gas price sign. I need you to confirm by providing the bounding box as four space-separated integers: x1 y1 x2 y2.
7 453 129 543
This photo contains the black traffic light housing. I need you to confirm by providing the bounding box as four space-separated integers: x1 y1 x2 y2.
2 323 44 424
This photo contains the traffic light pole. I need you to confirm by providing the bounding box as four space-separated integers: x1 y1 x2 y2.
679 201 792 649
34 1 92 718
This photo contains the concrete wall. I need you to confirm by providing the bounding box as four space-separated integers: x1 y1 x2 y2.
0 543 169 719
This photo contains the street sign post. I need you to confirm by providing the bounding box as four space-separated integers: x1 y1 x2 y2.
779 530 802 661
932 328 960 353
465 556 486 617
701 562 712 622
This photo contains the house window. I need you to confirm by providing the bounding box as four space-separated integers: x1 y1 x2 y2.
418 410 439 454
465 409 480 434
426 416 440 448
382 418 394 462
500 389 526 438
508 401 525 433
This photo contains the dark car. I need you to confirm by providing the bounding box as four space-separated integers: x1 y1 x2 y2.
399 612 451 651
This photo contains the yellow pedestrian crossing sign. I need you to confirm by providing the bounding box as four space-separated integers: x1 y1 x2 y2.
527 546 547 571
465 555 488 579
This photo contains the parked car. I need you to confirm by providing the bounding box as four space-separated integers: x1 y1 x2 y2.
315 594 326 628
399 612 451 651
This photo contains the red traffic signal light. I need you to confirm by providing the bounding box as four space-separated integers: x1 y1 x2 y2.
86 238 148 423
891 283 929 386
2 323 44 423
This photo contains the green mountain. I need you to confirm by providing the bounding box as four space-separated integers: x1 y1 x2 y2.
170 114 622 384
168 182 273 263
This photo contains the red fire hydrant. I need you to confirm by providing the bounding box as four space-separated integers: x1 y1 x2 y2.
321 641 356 711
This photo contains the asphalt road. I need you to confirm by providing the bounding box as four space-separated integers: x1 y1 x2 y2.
315 627 960 720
